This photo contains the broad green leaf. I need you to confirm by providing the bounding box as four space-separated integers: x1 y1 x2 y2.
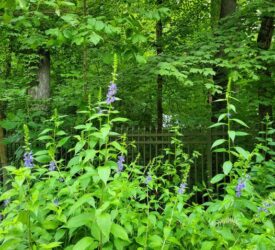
111 224 129 241
111 117 129 123
209 122 226 128
75 140 85 154
84 149 96 163
89 32 102 45
98 166 110 185
57 136 70 147
67 213 91 228
232 118 249 128
35 155 51 163
234 147 249 159
235 131 249 136
228 130 236 142
73 237 96 250
223 161 232 175
228 104 236 113
210 174 225 184
96 213 112 238
39 242 62 249
218 114 227 122
211 139 226 149
68 194 95 215
148 235 162 248
201 241 214 250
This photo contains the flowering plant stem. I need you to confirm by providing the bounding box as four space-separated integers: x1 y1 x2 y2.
161 201 177 250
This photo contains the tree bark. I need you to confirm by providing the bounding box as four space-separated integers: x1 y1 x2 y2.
29 49 51 101
156 0 164 132
257 16 273 121
211 0 236 122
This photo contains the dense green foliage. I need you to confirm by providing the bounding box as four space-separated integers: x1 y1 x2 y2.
0 0 274 249
0 86 274 249
0 0 274 130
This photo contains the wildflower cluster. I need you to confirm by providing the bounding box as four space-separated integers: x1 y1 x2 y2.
24 151 34 168
106 82 117 104
235 179 245 197
117 155 125 173
49 161 56 171
145 174 152 185
178 183 187 194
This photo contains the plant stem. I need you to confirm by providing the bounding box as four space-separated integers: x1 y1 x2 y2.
161 202 177 250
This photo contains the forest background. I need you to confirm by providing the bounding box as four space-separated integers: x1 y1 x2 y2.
0 0 274 163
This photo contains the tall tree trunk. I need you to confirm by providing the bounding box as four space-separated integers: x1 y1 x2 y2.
257 16 273 122
156 0 163 132
29 49 51 101
211 0 236 122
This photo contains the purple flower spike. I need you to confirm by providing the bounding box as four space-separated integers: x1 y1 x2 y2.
117 155 125 173
235 179 245 197
178 183 187 194
3 199 10 207
53 198 59 206
49 161 56 171
145 175 152 185
24 151 34 168
106 82 117 104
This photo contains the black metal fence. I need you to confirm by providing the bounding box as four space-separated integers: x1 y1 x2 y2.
2 126 260 202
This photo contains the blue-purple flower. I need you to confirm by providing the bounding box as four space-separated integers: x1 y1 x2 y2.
106 82 117 104
145 174 152 185
178 183 187 194
117 155 125 173
24 151 34 168
258 207 268 213
49 161 56 171
235 179 245 197
59 177 64 183
53 198 59 206
3 199 10 206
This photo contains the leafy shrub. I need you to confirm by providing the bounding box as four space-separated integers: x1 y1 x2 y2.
0 80 274 249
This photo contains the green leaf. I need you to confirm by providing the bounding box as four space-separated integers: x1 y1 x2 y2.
84 149 96 163
111 117 129 123
75 140 85 154
211 139 226 149
96 213 112 238
235 131 249 136
201 241 214 250
35 155 51 163
111 224 129 241
228 130 236 142
231 118 249 128
148 235 162 248
67 213 91 228
98 166 110 185
209 122 226 128
57 136 70 147
89 32 102 45
39 242 62 249
223 161 232 175
68 194 95 215
73 237 96 250
234 147 249 159
218 114 227 122
210 174 225 184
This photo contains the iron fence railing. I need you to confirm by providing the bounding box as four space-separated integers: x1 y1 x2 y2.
1 126 266 202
